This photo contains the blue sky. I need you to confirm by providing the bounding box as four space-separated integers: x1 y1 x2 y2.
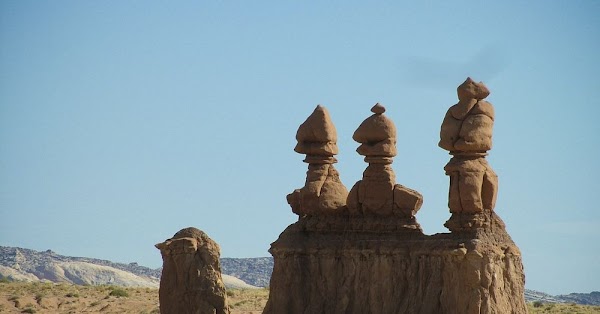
1 1 598 295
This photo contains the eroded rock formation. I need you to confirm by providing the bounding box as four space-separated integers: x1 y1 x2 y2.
347 103 423 220
265 85 526 314
287 105 348 216
439 77 499 232
156 227 230 314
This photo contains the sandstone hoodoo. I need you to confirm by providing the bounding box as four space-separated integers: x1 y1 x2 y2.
156 227 230 314
347 103 423 221
287 105 348 216
265 83 527 314
439 77 499 232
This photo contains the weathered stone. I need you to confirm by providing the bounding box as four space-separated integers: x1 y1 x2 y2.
264 211 526 314
352 104 397 157
294 105 338 155
266 88 526 313
288 105 348 216
445 157 498 214
347 104 422 218
156 227 230 314
439 78 498 216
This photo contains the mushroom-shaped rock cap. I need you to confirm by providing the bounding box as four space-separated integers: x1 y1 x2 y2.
353 103 397 143
457 77 490 101
295 105 339 155
296 105 337 143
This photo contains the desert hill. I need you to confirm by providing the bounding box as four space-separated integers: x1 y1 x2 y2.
0 246 258 289
1 246 597 305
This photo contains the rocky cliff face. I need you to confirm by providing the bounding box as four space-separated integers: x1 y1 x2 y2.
265 212 526 314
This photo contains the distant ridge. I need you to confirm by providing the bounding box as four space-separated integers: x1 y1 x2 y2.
1 246 597 305
0 246 260 289
0 246 159 287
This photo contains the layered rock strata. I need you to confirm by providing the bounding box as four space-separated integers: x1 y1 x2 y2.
265 91 526 314
156 227 230 314
265 212 525 314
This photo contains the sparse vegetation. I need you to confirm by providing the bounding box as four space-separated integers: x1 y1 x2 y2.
527 302 600 313
108 287 129 297
7 282 597 314
0 281 269 313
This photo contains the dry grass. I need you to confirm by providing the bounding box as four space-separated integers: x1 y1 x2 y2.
528 302 600 313
4 282 600 314
0 281 268 314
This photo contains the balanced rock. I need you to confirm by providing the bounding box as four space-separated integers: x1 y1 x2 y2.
156 227 230 314
287 105 348 216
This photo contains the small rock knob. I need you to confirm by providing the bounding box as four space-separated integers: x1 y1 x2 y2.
371 103 386 114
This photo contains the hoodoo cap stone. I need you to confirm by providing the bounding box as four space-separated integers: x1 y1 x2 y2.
457 77 490 101
353 103 397 157
352 103 396 144
294 105 338 156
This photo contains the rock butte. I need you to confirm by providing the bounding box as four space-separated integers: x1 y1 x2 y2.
156 227 230 314
264 79 527 314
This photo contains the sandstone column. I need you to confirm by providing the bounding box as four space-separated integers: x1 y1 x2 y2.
156 227 230 314
347 103 423 221
439 77 499 232
287 105 348 216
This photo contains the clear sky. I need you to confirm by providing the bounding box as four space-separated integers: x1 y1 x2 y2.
1 1 598 295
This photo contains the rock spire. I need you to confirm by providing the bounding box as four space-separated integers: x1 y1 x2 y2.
347 103 423 219
439 78 498 231
287 105 348 216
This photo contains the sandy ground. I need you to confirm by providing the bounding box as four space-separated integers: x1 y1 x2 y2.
3 281 599 314
0 282 268 314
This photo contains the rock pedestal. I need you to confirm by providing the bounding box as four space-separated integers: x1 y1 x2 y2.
264 93 527 314
264 212 525 314
156 227 230 314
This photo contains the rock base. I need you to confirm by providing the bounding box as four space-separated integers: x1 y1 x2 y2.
264 212 526 314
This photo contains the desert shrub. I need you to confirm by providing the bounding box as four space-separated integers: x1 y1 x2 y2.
533 300 544 308
90 301 100 307
226 290 235 297
109 287 129 297
21 308 36 313
0 275 12 283
65 292 79 298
